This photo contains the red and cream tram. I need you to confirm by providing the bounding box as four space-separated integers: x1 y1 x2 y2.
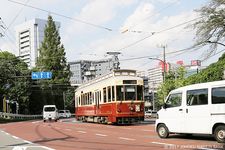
75 69 144 124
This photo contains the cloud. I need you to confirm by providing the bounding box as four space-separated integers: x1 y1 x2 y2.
121 2 156 31
74 2 200 71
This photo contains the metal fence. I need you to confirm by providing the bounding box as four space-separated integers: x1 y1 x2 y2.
0 112 42 120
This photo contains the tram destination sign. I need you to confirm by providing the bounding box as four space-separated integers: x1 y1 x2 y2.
32 72 52 80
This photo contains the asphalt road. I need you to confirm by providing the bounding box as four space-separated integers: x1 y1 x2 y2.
0 119 224 150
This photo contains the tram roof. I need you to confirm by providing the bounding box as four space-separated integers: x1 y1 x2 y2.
76 69 141 90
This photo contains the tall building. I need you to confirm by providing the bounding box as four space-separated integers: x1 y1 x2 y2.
137 71 151 111
15 18 60 68
69 59 114 86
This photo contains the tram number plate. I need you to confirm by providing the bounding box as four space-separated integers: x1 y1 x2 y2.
135 105 140 112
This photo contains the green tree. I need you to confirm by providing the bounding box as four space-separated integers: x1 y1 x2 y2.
32 15 71 111
185 53 225 85
0 51 30 113
156 67 186 109
192 0 225 57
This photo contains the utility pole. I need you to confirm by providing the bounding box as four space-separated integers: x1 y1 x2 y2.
163 45 166 82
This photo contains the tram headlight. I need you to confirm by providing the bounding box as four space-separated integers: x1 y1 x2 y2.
135 105 140 112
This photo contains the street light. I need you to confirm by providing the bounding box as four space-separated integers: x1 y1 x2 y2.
148 57 166 111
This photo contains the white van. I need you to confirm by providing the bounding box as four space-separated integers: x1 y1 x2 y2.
43 105 59 122
155 80 225 143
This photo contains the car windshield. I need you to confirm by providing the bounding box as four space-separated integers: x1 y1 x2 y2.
59 110 64 113
44 107 55 112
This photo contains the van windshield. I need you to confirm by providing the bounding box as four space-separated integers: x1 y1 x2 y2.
44 107 56 112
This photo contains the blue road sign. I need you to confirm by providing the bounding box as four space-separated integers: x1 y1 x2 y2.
32 72 52 80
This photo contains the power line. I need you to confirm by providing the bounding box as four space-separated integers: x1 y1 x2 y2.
118 17 202 51
8 0 113 31
120 46 195 62
7 0 30 30
201 49 225 62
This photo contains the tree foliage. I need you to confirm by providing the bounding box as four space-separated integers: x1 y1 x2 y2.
31 15 72 112
0 51 30 113
156 67 186 109
192 0 225 57
186 53 225 85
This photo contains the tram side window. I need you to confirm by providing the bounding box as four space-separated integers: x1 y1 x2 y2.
103 87 107 103
116 86 124 101
112 86 115 101
83 93 85 105
78 97 80 105
125 85 136 100
81 94 83 105
89 92 92 105
99 91 102 102
137 85 143 100
108 86 111 102
86 93 88 105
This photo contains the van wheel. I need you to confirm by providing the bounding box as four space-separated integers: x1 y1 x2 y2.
214 125 225 143
157 124 169 138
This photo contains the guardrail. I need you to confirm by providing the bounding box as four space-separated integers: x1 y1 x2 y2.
0 112 42 120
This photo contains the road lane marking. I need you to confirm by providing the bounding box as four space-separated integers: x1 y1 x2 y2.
95 134 108 137
199 148 220 150
77 131 86 133
12 135 19 139
106 126 115 128
12 146 55 150
151 142 175 146
141 129 154 132
119 137 135 141
23 140 33 144
32 121 40 124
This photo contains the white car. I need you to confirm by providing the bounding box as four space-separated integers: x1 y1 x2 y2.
145 110 157 118
43 105 59 122
58 110 71 118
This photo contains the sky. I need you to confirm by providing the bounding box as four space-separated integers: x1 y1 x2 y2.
1 0 223 73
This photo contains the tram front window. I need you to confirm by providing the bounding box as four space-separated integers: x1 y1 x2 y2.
116 86 124 101
137 85 143 101
125 85 136 100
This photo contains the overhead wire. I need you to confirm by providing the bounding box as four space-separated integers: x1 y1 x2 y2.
118 16 202 51
8 0 113 31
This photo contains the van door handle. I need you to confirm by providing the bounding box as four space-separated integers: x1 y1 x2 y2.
186 109 188 113
179 109 183 111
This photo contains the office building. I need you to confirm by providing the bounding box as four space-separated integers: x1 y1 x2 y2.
69 59 114 86
15 18 60 68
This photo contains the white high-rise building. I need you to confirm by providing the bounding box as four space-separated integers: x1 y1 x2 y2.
15 18 60 68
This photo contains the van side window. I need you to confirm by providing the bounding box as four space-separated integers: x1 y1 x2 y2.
166 93 182 108
212 87 225 104
187 89 208 106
